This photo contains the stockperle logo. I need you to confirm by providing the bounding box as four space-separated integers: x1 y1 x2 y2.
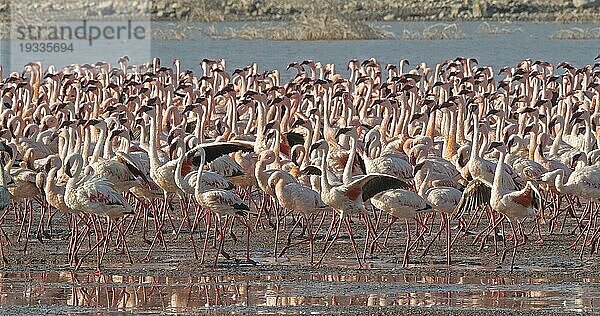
7 1 151 72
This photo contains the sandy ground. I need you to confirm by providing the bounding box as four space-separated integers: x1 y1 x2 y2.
0 202 597 315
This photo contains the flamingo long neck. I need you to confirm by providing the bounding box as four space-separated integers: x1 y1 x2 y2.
274 177 286 197
103 132 116 159
311 116 321 145
45 168 58 195
426 110 436 138
72 127 82 157
322 90 337 146
156 96 165 138
479 131 489 158
11 117 23 141
596 125 600 150
444 109 457 160
492 149 505 194
256 156 273 191
320 146 332 194
82 126 91 163
149 110 161 171
494 115 503 141
418 168 432 198
69 154 84 181
241 73 248 94
343 134 357 184
138 123 148 150
295 148 306 167
541 76 548 101
584 116 593 152
553 170 569 195
0 155 5 187
199 103 209 144
564 99 575 136
528 128 538 160
550 118 564 155
280 103 290 134
361 85 373 121
58 131 69 165
273 130 282 168
162 106 179 131
399 61 407 75
370 132 383 159
582 73 589 92
229 96 238 137
400 100 411 138
380 105 392 143
470 113 480 162
419 118 428 137
254 102 266 151
28 68 36 100
303 127 313 167
371 140 382 158
194 149 206 197
204 96 213 139
456 100 466 143
174 154 187 193
4 146 15 173
244 106 254 135
90 123 107 163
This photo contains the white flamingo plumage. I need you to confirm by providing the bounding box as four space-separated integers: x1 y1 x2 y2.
64 153 134 269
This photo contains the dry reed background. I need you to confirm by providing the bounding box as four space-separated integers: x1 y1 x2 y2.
550 26 600 39
152 21 598 42
218 13 394 40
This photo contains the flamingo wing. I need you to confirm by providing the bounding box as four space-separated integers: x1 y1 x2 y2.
76 176 131 211
299 165 322 176
354 150 367 174
283 131 305 147
527 181 542 210
196 141 254 164
281 131 305 156
347 173 410 202
116 151 149 183
452 178 491 219
201 190 254 217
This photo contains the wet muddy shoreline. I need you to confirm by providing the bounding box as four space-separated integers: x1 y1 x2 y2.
0 210 597 315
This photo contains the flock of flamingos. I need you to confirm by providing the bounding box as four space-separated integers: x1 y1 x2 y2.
0 55 599 272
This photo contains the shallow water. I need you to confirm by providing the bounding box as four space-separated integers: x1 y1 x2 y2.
2 22 599 75
0 262 597 314
151 22 600 78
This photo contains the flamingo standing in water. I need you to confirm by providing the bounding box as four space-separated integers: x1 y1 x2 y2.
38 164 84 265
268 170 329 263
541 159 600 257
455 142 541 271
0 55 598 271
370 183 431 267
311 137 409 268
63 153 134 270
172 141 251 262
415 160 462 265
187 146 255 266
254 149 296 254
0 142 13 265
